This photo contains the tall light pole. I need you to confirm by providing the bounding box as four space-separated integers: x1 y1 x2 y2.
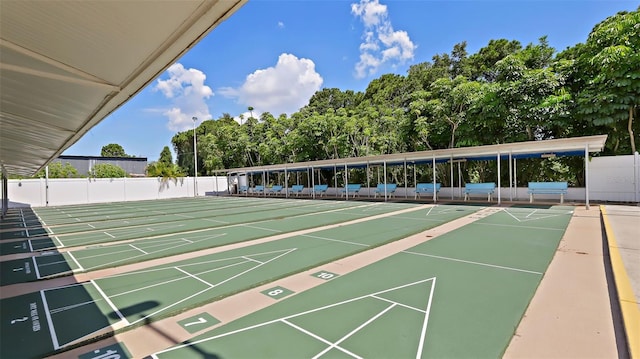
192 116 198 197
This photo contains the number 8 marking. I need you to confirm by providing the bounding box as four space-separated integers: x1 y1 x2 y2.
268 289 283 296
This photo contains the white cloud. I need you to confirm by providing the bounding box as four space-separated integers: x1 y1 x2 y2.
351 0 416 78
220 53 323 116
154 63 213 131
277 21 285 28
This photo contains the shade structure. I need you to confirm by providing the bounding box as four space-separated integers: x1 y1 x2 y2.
0 0 246 177
222 135 608 176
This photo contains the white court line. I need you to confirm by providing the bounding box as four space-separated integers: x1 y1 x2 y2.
83 233 229 271
241 224 283 233
32 256 41 279
28 239 34 252
415 277 436 359
153 277 435 357
302 234 370 247
425 206 435 217
526 209 537 218
49 299 99 314
471 222 565 231
53 236 64 248
181 238 194 244
242 256 264 264
174 267 215 288
312 304 395 359
87 223 95 229
503 209 522 222
390 215 444 222
402 251 542 275
371 295 425 313
40 290 60 349
103 232 115 239
281 319 362 359
202 219 230 224
129 244 148 255
66 251 84 271
90 280 130 325
108 265 242 298
129 248 297 326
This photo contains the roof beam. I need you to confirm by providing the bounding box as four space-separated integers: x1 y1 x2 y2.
0 38 118 88
0 63 120 91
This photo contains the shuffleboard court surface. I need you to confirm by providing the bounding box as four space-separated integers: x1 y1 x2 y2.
1 201 421 285
0 205 477 358
1 199 388 255
152 206 573 358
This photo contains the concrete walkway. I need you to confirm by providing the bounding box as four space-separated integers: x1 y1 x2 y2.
504 207 620 358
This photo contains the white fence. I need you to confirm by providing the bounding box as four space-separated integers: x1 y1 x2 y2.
6 176 229 207
588 153 639 203
3 154 639 207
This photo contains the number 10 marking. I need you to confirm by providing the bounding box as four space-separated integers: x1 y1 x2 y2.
312 270 339 281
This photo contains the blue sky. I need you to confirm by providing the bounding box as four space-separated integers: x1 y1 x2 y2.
64 0 638 161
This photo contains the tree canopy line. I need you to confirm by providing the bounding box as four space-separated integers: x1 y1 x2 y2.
168 9 638 187
31 9 640 184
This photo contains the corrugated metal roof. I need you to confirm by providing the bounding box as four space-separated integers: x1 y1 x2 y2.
0 0 246 176
225 135 608 174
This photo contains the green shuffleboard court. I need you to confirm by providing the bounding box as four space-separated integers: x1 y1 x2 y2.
1 200 425 285
151 206 573 358
0 204 479 358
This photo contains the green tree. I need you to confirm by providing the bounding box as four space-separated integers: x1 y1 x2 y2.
468 39 522 82
146 161 184 178
89 163 126 178
564 8 640 154
158 146 173 164
35 162 79 178
101 143 128 157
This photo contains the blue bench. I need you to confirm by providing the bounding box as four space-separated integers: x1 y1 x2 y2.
341 184 361 197
238 185 248 195
464 183 496 201
268 185 284 195
290 185 305 196
415 183 441 199
374 183 397 198
312 184 328 197
253 185 265 195
528 182 568 203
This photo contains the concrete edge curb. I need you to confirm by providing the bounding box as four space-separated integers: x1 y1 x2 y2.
601 205 639 359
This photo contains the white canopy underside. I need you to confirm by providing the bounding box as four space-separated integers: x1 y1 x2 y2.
0 0 246 176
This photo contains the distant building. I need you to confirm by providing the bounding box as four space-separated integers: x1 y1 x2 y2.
53 155 148 177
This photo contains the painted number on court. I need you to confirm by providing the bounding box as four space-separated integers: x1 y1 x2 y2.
261 286 294 300
177 312 220 334
78 342 131 359
312 271 339 281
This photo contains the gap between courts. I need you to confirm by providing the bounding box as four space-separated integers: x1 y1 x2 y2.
1 202 449 299
0 201 419 286
147 205 573 359
49 206 503 359
2 204 482 358
0 199 382 257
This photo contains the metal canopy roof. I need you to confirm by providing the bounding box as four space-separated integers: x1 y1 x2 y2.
0 0 246 177
225 135 608 174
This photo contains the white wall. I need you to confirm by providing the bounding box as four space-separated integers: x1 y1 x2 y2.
6 176 229 207
5 154 639 207
587 153 639 202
